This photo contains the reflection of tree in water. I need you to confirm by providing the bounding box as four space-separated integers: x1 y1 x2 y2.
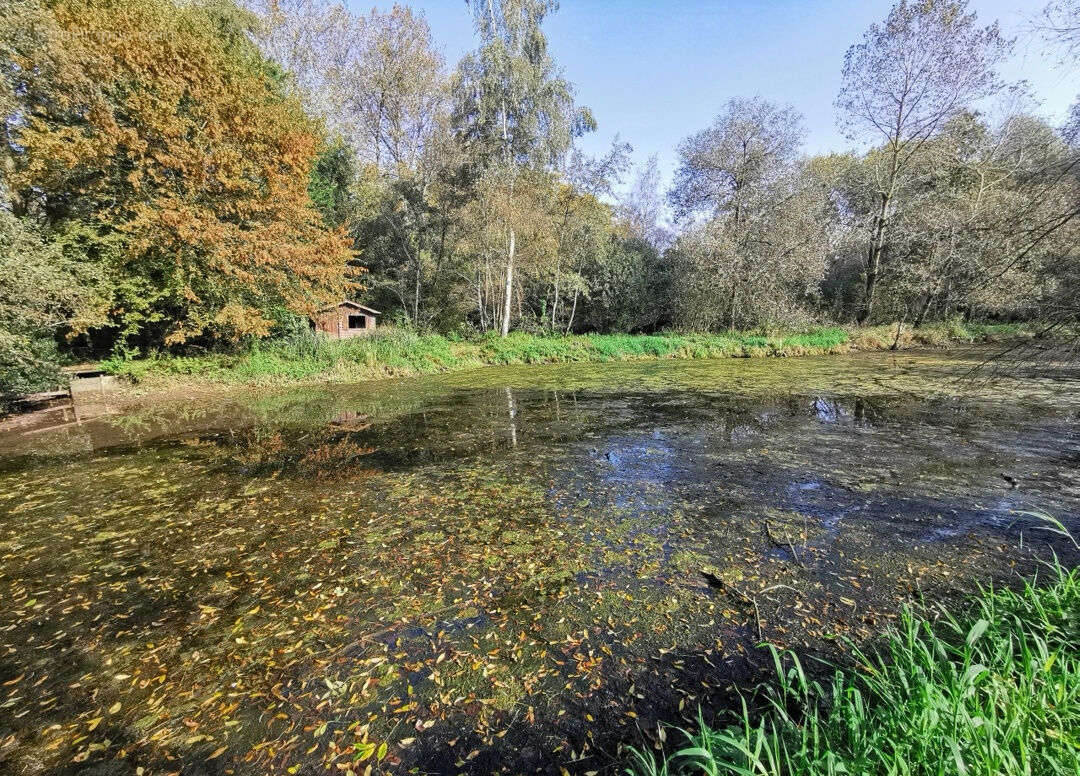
2 364 1080 774
505 386 517 448
810 396 880 425
329 410 372 430
298 437 378 480
198 424 379 479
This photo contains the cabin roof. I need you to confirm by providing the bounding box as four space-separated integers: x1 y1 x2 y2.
318 300 381 315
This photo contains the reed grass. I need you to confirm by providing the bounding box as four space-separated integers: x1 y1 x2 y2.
101 322 1038 388
630 552 1080 776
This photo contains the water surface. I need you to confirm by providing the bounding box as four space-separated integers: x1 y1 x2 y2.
1 348 1078 775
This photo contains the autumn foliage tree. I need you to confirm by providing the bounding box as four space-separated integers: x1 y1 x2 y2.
1 0 354 351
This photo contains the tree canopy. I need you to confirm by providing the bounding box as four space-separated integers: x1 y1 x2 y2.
1 0 1079 396
2 0 354 354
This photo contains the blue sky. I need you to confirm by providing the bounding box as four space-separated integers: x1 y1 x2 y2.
350 0 1078 190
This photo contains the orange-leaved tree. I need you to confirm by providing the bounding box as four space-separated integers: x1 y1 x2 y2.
1 0 358 348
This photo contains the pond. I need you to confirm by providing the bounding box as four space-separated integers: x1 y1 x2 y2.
1 347 1079 775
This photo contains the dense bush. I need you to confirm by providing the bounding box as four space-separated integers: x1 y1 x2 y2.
0 211 107 399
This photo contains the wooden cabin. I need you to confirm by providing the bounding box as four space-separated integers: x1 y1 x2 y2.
313 301 380 339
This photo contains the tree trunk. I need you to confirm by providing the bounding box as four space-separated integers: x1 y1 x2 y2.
913 290 934 328
500 230 515 337
565 288 579 335
858 193 890 325
413 259 421 326
727 282 738 333
488 261 496 332
412 183 430 326
476 269 486 331
551 272 560 331
890 317 905 350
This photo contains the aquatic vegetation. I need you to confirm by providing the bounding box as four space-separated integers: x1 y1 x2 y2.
1 349 1077 774
631 560 1080 776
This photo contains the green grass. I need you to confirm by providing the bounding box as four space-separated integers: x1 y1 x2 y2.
100 321 1045 388
630 556 1080 776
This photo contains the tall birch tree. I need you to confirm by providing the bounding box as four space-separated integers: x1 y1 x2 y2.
453 0 593 336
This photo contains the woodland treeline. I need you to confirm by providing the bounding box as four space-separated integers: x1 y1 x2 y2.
2 0 1079 392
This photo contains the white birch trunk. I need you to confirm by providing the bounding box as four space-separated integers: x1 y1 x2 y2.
500 229 515 337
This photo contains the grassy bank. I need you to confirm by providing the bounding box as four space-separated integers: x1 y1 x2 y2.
101 321 1040 388
631 558 1080 776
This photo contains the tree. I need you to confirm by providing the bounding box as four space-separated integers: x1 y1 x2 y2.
2 0 354 349
249 1 448 174
544 140 630 332
668 97 829 330
1037 1 1080 63
453 0 594 336
575 236 667 333
837 0 1010 323
248 0 468 330
619 155 669 251
1031 2 1080 327
309 140 359 229
818 109 1080 326
0 209 107 396
457 166 557 332
670 97 804 223
897 113 1076 324
241 0 355 128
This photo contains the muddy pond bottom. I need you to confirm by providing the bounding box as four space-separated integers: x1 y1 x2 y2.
1 348 1078 775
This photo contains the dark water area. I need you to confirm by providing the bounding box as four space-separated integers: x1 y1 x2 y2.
0 348 1078 775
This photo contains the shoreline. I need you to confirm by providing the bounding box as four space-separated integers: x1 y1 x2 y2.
98 322 1051 405
1 322 1053 419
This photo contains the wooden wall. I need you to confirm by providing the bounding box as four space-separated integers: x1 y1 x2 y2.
313 307 376 339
